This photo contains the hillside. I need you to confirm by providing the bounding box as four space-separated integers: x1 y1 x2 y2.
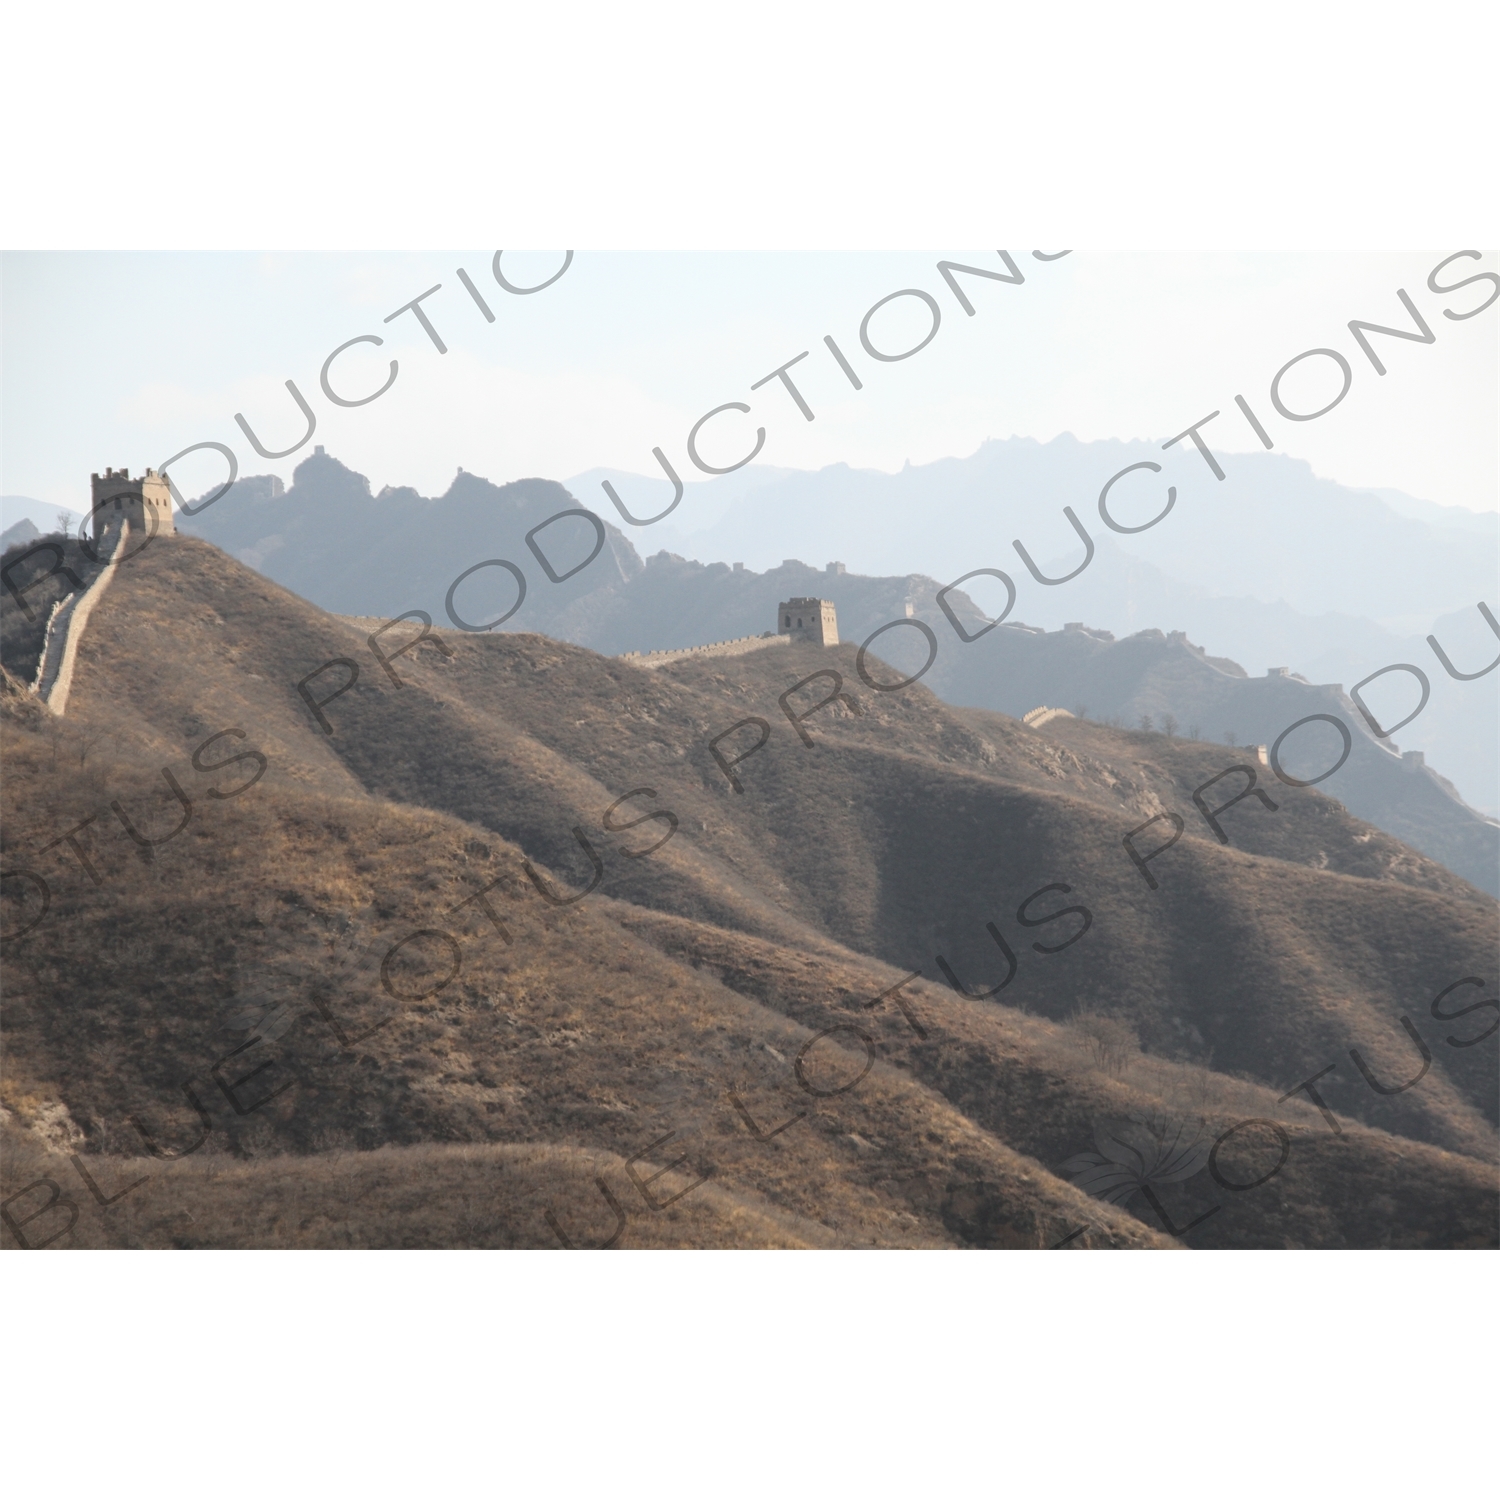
171 452 1500 886
2 531 1496 1249
588 437 1500 817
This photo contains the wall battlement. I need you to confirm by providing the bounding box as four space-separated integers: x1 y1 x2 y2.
777 596 838 646
90 467 174 540
622 633 790 670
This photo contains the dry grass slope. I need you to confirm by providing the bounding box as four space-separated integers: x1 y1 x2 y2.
3 534 1495 1249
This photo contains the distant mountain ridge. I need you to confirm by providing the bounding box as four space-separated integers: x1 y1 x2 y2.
0 518 39 553
1 495 85 540
626 435 1499 634
171 444 1499 860
581 437 1499 815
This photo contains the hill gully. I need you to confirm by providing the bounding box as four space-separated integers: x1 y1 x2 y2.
1051 973 1497 1248
693 634 1498 1245
294 629 1101 1007
282 598 1492 1246
547 997 899 1249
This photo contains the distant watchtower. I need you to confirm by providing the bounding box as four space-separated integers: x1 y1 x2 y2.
90 467 175 540
777 596 838 646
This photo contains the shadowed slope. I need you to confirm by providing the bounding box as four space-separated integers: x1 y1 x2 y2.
3 533 1494 1248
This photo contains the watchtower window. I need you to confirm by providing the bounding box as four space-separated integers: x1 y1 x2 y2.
784 616 790 627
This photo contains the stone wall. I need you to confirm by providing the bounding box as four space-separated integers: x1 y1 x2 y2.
622 633 791 671
1021 706 1074 730
34 520 130 715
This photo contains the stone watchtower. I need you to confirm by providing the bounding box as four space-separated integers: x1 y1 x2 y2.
777 596 839 646
89 467 175 541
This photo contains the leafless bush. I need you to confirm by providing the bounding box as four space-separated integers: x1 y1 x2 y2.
76 726 112 766
1072 1006 1140 1077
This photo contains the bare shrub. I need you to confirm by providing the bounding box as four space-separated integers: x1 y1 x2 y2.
1072 1007 1140 1077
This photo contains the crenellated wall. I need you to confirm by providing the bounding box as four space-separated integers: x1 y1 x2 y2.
33 520 131 715
622 633 791 671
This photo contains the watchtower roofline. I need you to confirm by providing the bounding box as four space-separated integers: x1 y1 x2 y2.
777 596 839 646
89 467 175 538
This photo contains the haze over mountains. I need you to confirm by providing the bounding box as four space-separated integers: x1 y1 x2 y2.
158 440 1500 896
2 527 1496 1248
622 435 1498 635
166 438 1498 822
592 435 1500 817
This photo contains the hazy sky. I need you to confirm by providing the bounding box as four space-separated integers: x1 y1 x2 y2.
3 250 1495 518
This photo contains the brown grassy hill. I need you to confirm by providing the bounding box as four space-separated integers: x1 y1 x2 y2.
2 533 1495 1249
605 900 1499 1249
0 1131 836 1249
0 725 1166 1250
